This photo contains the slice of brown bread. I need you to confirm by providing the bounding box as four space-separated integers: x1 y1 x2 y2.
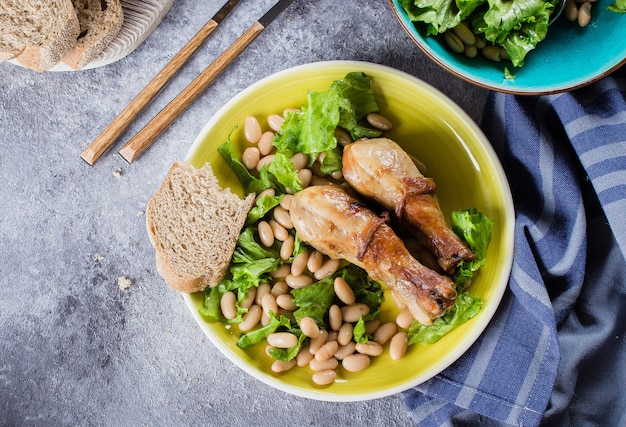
62 0 124 69
0 0 80 72
146 161 255 293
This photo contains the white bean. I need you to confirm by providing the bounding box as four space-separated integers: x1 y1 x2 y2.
396 308 414 329
267 332 298 348
273 206 293 229
285 274 313 289
298 168 312 188
242 146 260 170
261 294 278 317
342 354 371 372
258 131 275 155
314 258 340 280
270 280 289 297
269 264 290 278
240 287 256 309
337 323 354 346
355 341 383 357
276 293 297 311
315 341 339 361
244 116 262 143
290 250 309 276
334 342 356 360
269 219 289 241
296 347 314 366
366 112 393 131
312 370 336 385
300 316 321 339
255 282 271 305
290 152 308 170
280 235 294 260
239 305 262 331
220 291 237 320
328 304 342 331
271 359 296 373
373 322 398 345
267 114 284 132
309 357 338 372
306 250 324 273
334 277 355 305
309 329 329 354
256 154 275 172
258 221 274 247
390 331 409 361
341 303 370 323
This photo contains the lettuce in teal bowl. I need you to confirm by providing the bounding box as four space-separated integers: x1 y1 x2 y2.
389 0 626 94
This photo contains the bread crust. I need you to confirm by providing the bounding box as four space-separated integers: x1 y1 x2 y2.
62 0 124 69
146 162 255 293
13 0 81 72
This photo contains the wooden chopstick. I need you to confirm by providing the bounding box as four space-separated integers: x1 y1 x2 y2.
80 0 241 166
118 0 295 164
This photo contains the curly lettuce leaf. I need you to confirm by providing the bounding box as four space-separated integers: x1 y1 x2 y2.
272 72 381 162
400 0 557 67
452 208 494 287
245 193 282 226
291 276 336 328
237 312 292 349
608 0 626 12
407 291 483 345
218 138 274 195
472 0 554 67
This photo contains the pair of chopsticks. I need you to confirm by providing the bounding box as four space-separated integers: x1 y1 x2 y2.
81 0 295 165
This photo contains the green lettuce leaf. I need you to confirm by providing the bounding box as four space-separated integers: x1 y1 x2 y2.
267 331 308 362
237 312 292 348
407 291 483 345
291 276 336 327
268 152 302 193
451 208 494 287
245 194 282 226
400 0 558 67
218 138 274 195
608 0 626 12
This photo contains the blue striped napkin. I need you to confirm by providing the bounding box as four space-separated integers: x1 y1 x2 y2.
402 66 626 426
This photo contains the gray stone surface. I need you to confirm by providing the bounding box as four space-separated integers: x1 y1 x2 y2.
0 1 489 425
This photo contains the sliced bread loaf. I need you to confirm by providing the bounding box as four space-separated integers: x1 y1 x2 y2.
146 162 255 293
62 0 124 69
0 0 80 72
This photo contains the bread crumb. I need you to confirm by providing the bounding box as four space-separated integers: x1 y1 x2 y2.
94 254 105 262
136 210 145 217
112 168 123 178
117 276 132 290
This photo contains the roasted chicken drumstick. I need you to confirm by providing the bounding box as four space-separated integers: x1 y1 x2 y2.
289 185 457 325
342 138 475 274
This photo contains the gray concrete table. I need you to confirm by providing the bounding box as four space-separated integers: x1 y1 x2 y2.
0 1 489 425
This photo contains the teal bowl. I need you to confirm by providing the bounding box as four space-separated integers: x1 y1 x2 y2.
389 0 626 94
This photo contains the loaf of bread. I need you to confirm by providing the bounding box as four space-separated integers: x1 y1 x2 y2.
0 0 80 72
146 162 255 293
0 0 124 71
62 0 124 69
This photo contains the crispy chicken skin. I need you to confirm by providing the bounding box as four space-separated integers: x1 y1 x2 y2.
289 185 457 325
342 138 475 274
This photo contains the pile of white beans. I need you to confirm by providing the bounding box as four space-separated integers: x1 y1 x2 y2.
218 110 417 386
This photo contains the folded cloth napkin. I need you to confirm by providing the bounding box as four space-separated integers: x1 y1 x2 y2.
402 66 626 426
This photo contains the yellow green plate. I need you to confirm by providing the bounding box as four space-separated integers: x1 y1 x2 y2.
182 61 514 401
